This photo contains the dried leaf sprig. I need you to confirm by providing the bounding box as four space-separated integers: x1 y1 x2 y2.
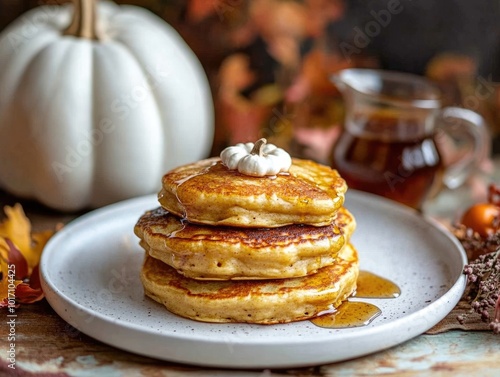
454 184 500 333
458 247 500 333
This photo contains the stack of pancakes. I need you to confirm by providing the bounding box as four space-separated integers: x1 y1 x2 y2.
135 157 358 324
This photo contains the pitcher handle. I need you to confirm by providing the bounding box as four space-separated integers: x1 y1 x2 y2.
438 107 491 189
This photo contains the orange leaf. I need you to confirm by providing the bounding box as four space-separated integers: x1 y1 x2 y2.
0 204 58 306
15 283 44 304
5 238 28 280
0 204 31 262
0 204 56 275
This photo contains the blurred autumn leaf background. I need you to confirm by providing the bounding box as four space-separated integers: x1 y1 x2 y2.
2 0 500 158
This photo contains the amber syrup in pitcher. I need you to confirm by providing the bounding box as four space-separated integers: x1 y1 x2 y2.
331 113 444 209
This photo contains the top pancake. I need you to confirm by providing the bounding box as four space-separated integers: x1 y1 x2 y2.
158 157 347 227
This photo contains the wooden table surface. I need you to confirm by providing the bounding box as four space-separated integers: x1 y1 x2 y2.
1 178 499 377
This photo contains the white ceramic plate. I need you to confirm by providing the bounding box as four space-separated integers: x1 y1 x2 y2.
40 190 466 368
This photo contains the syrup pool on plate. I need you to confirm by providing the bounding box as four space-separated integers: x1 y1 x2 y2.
311 271 400 329
355 271 401 299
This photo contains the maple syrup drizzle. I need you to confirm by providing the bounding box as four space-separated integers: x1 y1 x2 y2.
168 218 188 238
170 161 219 220
311 271 400 329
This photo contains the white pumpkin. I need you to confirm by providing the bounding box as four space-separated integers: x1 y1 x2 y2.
0 0 214 211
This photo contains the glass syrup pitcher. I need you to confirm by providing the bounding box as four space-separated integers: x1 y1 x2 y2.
330 69 490 209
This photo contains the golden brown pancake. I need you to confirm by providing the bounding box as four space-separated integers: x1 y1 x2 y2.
140 243 359 324
157 157 347 228
135 207 356 280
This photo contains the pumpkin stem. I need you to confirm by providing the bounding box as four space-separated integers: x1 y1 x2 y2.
250 138 267 156
63 0 99 40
